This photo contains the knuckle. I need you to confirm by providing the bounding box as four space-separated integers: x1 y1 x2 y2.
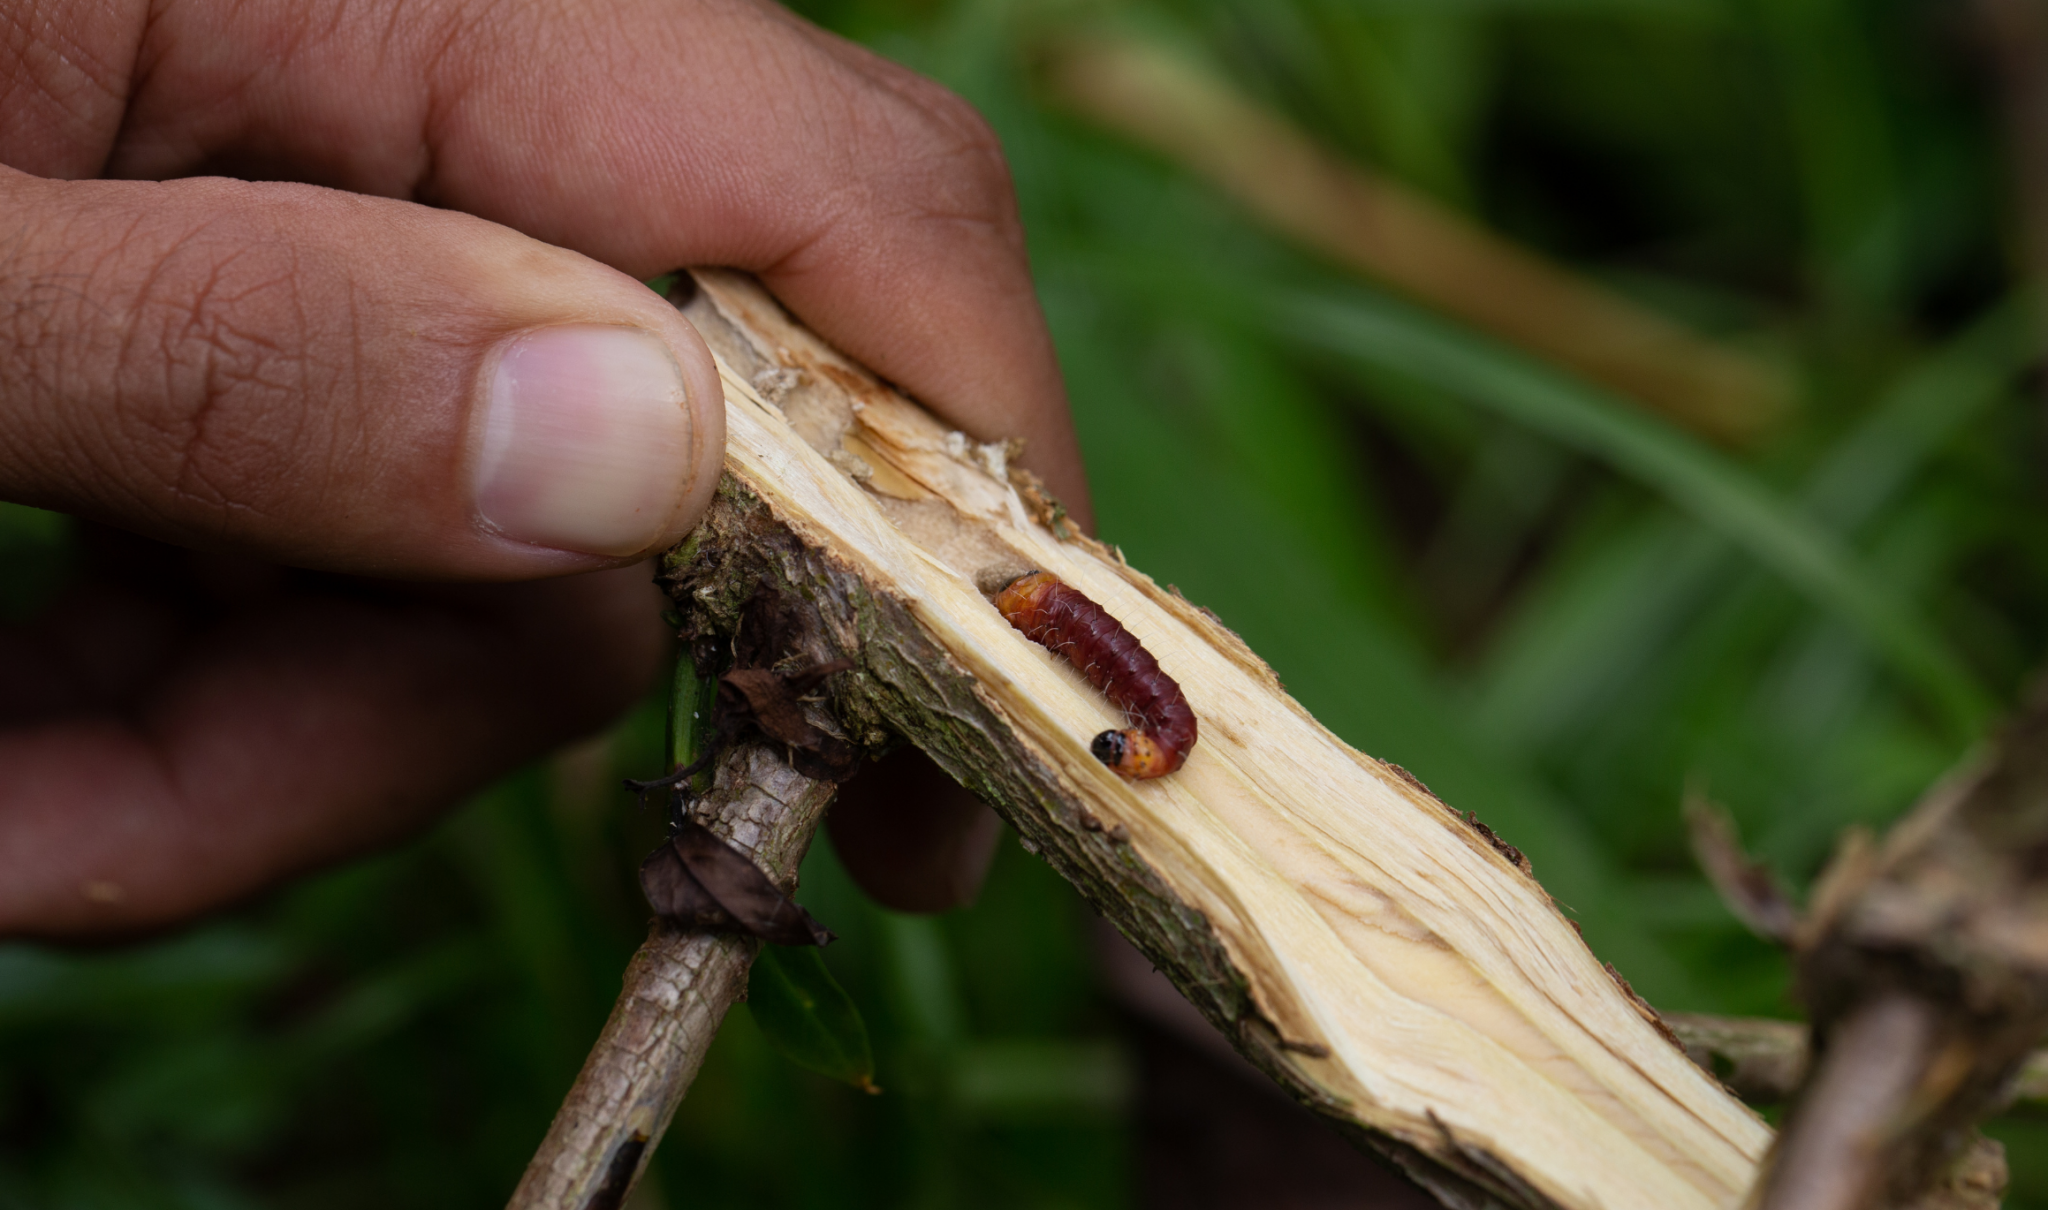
901 85 1017 217
832 59 1021 238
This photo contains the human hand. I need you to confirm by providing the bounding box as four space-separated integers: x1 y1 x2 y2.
0 0 1088 934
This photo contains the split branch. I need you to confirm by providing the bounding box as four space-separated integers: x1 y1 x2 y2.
639 268 1769 1209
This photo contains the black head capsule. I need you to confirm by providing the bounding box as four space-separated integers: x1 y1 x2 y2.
1091 730 1126 767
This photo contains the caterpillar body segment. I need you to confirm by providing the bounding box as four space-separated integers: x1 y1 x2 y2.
994 571 1197 779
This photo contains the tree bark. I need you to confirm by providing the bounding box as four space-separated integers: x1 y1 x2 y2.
637 268 1772 1210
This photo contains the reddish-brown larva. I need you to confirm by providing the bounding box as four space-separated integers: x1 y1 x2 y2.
994 571 1196 779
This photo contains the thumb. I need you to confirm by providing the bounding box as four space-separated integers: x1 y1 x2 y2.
0 169 724 578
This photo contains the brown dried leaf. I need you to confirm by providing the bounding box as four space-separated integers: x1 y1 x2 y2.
718 661 860 780
722 670 824 747
638 841 740 933
639 821 834 946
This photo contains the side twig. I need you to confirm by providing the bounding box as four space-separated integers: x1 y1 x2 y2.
506 743 834 1210
1744 683 2048 1209
1666 1012 2048 1107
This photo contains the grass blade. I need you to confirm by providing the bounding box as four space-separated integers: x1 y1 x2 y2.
1268 283 1994 736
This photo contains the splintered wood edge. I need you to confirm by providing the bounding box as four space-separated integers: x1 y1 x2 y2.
674 270 1771 1210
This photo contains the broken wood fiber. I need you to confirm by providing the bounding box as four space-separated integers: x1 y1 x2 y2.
656 269 1768 1210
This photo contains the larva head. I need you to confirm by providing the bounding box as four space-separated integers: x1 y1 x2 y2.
1091 729 1176 779
994 570 1059 622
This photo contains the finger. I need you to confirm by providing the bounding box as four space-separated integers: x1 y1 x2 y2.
96 0 1093 526
0 167 725 577
0 561 668 936
826 745 1004 913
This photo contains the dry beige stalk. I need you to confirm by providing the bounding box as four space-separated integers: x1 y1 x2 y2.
1038 30 1792 447
656 268 1770 1210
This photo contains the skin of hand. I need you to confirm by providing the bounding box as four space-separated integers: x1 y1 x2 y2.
0 0 1091 935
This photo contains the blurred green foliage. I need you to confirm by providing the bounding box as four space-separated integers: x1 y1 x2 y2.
7 0 2048 1204
746 940 877 1091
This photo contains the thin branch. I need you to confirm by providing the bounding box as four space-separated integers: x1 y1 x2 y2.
1753 996 1942 1210
506 743 835 1210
